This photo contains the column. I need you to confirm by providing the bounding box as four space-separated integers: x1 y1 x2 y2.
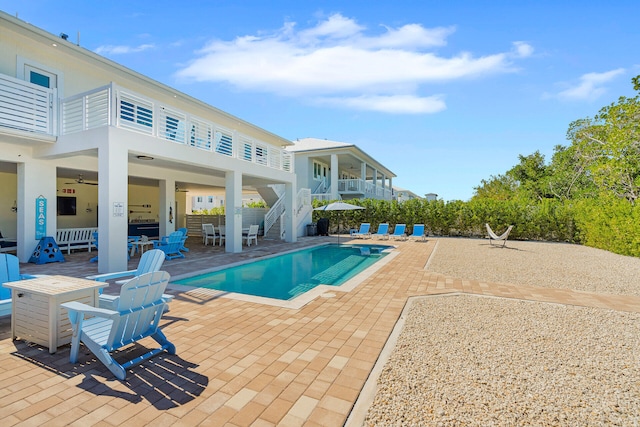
330 154 339 200
159 179 175 238
97 142 128 273
283 181 297 243
225 170 242 253
16 161 57 262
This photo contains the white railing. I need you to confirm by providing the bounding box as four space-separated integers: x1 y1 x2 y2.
0 74 56 135
297 188 311 216
263 195 285 237
337 178 392 200
60 82 294 173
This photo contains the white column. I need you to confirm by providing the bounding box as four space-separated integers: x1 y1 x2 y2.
16 161 57 262
360 163 367 181
159 179 175 237
284 181 297 243
330 154 339 200
388 177 393 200
97 142 128 273
225 170 242 253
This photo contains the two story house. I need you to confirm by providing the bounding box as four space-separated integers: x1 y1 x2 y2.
287 138 395 202
0 11 298 273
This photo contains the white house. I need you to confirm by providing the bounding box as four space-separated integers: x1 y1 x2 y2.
394 187 422 202
0 12 300 273
286 138 396 202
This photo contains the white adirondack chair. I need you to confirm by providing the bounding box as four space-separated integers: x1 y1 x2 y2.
61 271 175 380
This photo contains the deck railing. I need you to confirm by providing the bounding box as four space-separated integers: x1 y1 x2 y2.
0 74 56 135
60 83 293 173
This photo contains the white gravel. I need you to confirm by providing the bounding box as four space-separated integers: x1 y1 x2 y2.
363 238 640 426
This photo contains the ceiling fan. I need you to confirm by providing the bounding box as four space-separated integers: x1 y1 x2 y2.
65 174 98 185
175 184 189 193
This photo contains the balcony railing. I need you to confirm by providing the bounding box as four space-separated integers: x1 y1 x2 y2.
60 83 294 173
336 178 392 200
0 74 56 135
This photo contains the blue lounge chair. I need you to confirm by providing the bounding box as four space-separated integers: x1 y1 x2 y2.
153 231 185 260
62 271 175 380
351 223 371 239
0 254 37 317
372 223 389 240
409 224 427 241
390 224 407 240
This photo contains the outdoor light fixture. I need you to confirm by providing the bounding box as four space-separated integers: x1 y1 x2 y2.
137 155 154 160
86 203 92 213
11 200 17 213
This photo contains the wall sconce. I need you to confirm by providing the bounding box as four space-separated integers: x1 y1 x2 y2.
11 200 17 213
86 203 92 213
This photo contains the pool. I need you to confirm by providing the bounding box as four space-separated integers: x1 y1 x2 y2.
173 244 391 301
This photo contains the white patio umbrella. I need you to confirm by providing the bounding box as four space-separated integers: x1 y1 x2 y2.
313 202 365 243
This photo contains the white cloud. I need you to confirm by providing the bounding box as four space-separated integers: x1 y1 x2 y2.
512 41 534 58
176 13 527 114
94 43 155 55
557 68 626 101
316 94 446 114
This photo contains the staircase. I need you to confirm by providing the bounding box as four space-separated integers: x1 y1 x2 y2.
256 185 312 240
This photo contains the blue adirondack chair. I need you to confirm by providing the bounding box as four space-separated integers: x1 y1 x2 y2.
61 271 175 380
0 254 36 317
372 223 390 240
153 231 185 260
390 224 407 240
86 249 168 309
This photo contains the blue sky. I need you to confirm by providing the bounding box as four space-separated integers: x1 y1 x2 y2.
3 1 639 201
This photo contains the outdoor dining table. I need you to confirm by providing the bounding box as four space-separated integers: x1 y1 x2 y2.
4 275 107 353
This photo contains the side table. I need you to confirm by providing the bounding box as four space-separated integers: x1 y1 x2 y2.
4 275 107 353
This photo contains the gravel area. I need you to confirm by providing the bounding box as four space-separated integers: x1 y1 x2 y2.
363 238 640 426
426 237 640 296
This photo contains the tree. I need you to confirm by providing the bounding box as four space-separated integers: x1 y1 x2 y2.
566 94 640 203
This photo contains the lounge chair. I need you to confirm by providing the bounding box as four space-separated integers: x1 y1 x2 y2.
153 231 186 259
390 224 407 240
0 254 37 317
351 223 371 239
243 224 259 246
86 249 168 309
409 224 426 241
486 223 513 247
372 223 389 240
61 271 175 380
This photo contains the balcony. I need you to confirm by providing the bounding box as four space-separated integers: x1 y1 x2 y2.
311 178 392 201
0 74 293 173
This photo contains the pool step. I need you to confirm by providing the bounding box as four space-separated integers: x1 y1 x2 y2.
311 255 367 284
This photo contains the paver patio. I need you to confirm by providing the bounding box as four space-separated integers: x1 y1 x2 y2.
1 236 638 426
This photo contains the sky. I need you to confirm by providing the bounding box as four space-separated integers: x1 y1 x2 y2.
2 1 639 201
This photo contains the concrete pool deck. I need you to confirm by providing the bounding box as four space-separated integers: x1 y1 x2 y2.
1 236 639 425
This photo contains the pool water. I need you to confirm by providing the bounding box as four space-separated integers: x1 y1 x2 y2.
173 244 390 300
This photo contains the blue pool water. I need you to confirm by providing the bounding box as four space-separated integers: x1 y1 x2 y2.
173 244 390 300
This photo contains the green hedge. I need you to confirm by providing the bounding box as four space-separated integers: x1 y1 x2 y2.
312 198 640 257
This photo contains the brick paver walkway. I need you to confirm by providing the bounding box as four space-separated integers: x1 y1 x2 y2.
1 237 638 426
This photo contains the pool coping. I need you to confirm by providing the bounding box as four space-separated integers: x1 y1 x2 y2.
167 243 399 309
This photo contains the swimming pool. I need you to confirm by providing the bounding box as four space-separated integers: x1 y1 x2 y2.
173 244 391 301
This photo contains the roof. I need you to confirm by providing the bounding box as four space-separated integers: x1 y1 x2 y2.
287 137 396 177
286 138 355 152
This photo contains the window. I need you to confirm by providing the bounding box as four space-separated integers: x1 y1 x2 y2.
313 161 328 181
207 196 214 203
25 64 57 89
197 196 203 203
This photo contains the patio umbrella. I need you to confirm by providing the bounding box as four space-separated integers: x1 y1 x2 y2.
313 202 365 243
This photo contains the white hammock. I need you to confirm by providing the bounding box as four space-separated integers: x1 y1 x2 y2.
485 223 513 247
